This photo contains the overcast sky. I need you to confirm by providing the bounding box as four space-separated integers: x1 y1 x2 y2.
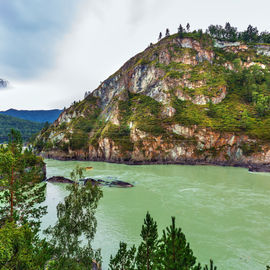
0 0 270 110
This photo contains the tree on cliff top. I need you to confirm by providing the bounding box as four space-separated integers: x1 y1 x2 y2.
178 24 184 38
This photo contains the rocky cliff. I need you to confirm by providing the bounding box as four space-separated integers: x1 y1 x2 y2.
34 33 270 170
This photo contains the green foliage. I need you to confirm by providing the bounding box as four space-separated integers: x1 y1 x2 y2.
103 124 134 154
172 99 206 126
109 242 136 270
202 259 217 270
74 117 97 133
0 222 52 270
69 130 88 150
158 217 196 269
70 164 85 182
240 142 262 156
136 212 159 270
45 167 103 269
207 22 270 44
252 92 270 116
0 130 47 231
129 94 164 136
59 122 67 130
0 115 44 143
111 213 215 270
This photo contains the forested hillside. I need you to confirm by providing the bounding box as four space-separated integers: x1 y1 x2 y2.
0 114 44 143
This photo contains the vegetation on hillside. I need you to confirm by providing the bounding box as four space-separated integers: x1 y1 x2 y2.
34 23 270 159
0 114 45 143
175 22 270 44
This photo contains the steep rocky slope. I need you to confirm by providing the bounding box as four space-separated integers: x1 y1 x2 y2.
34 33 270 170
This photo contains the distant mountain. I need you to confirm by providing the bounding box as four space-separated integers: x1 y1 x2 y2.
0 109 62 123
0 79 8 88
0 114 44 143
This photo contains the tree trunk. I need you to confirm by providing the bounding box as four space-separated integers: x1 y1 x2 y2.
10 166 14 221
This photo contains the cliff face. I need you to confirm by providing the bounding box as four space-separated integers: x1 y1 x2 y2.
34 33 270 169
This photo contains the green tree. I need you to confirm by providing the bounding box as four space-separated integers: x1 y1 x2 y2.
186 23 190 32
203 260 217 270
207 100 216 118
45 166 103 269
157 217 196 269
224 22 237 41
178 24 184 38
136 212 158 270
241 25 259 43
252 92 270 117
0 222 52 270
0 129 47 231
109 242 136 270
166 28 170 37
158 32 163 41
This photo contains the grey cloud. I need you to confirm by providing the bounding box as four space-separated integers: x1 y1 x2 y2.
0 0 86 79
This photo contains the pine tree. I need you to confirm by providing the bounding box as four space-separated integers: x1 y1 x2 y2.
165 28 170 37
157 217 196 269
45 166 103 269
158 32 163 40
178 24 184 38
0 129 47 231
203 259 217 270
186 23 190 32
136 212 159 270
0 222 52 269
109 242 136 270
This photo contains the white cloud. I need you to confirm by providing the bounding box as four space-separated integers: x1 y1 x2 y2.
1 0 270 110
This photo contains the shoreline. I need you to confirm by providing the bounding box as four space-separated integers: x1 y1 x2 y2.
41 153 270 173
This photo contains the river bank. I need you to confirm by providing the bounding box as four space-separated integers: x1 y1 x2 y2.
41 152 270 172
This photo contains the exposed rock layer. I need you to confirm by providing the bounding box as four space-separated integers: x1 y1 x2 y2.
35 34 270 171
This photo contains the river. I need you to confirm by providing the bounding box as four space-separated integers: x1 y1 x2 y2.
41 159 270 270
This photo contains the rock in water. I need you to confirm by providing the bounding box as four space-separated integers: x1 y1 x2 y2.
47 176 75 184
109 180 134 188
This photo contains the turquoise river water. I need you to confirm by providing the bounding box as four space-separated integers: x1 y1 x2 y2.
42 159 270 270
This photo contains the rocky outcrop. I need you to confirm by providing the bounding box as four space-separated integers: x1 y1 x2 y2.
41 124 270 169
35 34 270 171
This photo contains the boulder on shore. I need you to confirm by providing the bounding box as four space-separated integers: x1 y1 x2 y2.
248 165 270 172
